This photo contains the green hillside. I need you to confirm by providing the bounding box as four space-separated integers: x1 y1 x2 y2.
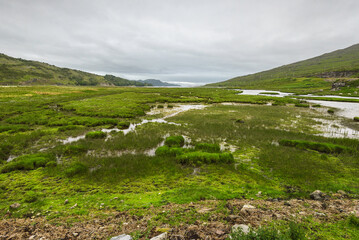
208 43 359 92
0 53 149 86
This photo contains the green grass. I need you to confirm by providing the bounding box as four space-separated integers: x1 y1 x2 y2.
0 85 358 238
85 131 107 139
279 139 352 154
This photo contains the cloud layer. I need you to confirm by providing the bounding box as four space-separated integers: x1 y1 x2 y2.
1 0 359 86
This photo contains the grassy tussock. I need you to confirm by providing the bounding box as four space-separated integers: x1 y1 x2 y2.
279 139 352 154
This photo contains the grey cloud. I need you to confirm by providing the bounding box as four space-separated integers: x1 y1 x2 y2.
1 0 359 85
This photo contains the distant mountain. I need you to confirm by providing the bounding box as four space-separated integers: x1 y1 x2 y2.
0 53 149 86
138 79 180 86
208 43 359 89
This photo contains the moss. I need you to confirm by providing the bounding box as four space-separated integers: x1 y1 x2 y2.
85 131 107 139
164 136 185 147
155 146 185 157
1 153 54 173
65 162 88 177
176 152 234 166
118 121 130 129
279 139 352 154
195 143 221 153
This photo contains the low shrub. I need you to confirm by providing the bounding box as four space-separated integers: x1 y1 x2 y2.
155 146 184 157
85 131 107 139
58 125 79 132
312 104 321 108
230 222 305 240
45 161 57 168
1 153 54 173
24 191 39 203
164 136 185 147
279 139 351 154
64 162 88 177
167 104 174 108
295 103 310 108
157 105 164 108
118 121 130 129
177 152 234 166
195 143 221 153
235 119 245 123
327 109 335 114
63 145 88 155
0 143 13 161
354 117 359 122
347 215 359 228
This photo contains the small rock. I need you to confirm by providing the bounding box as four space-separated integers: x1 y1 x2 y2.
215 230 225 235
315 212 326 217
10 203 21 209
337 190 347 197
256 191 262 197
284 201 291 206
29 235 36 240
100 203 104 207
310 190 325 200
197 207 212 214
241 204 256 211
113 197 118 200
110 234 132 240
70 203 78 209
73 232 79 237
150 232 167 240
64 199 69 205
169 235 184 240
232 224 250 234
185 225 200 240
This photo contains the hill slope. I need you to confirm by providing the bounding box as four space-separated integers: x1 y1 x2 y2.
0 53 148 86
208 44 359 91
138 79 180 86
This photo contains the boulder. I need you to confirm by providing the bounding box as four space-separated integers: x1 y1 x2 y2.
110 234 132 240
150 232 167 240
10 203 21 209
232 224 250 234
310 190 325 200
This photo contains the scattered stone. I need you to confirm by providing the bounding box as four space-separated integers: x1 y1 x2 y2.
197 207 212 214
232 224 250 234
241 204 256 211
73 232 79 237
215 230 225 235
113 197 118 200
150 232 167 240
185 225 201 240
70 203 78 209
10 203 20 209
256 191 262 197
284 201 291 206
227 215 240 222
110 234 132 240
100 203 105 207
310 190 325 200
29 235 36 240
314 212 326 217
169 235 184 240
64 199 69 205
337 190 347 196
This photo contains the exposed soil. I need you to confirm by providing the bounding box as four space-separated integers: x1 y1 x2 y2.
0 198 358 240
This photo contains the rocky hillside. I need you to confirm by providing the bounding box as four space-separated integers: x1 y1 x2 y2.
0 53 148 86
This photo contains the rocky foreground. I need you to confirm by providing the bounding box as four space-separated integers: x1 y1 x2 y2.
1 195 358 240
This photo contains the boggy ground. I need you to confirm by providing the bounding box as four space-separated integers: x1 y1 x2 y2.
1 197 358 239
1 86 359 239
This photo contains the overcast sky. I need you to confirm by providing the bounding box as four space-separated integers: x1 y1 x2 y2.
1 0 359 86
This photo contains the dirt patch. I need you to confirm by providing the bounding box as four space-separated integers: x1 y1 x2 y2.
0 199 358 239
